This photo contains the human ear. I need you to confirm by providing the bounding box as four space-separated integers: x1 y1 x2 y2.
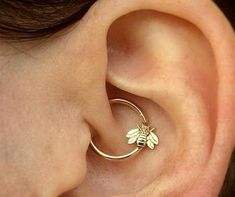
60 0 235 196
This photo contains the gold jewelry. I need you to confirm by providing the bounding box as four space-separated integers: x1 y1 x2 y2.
90 98 159 161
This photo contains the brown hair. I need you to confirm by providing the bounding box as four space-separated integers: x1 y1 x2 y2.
0 0 96 40
0 0 234 41
0 0 234 196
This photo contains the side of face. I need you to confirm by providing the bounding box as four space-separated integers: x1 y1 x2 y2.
0 0 234 196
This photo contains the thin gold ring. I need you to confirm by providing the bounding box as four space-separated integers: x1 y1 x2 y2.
90 98 158 161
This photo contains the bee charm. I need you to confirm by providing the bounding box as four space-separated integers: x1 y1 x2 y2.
126 123 159 150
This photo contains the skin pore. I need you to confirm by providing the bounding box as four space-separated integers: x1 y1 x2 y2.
0 1 234 197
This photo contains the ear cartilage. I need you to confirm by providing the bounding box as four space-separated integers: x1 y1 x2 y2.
90 98 159 161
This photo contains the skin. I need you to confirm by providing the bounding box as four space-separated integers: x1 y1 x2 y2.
0 0 234 196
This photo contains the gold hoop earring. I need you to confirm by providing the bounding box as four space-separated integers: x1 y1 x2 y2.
90 98 159 161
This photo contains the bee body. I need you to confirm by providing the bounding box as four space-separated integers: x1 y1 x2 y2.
136 132 147 147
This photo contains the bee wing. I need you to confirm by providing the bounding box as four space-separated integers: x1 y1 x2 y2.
126 128 139 138
128 134 139 144
149 131 159 145
147 138 155 149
